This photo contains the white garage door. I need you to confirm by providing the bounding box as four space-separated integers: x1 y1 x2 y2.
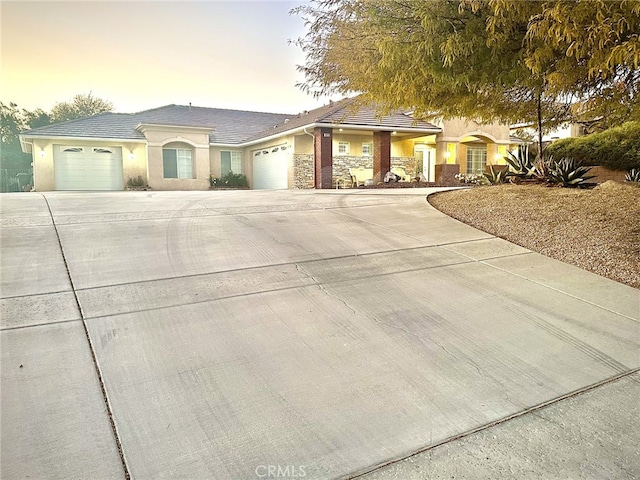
54 145 123 191
252 145 288 190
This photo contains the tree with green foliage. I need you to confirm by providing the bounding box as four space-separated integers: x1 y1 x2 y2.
293 0 640 155
1 92 113 191
487 0 640 128
1 102 33 168
1 102 38 191
49 92 113 123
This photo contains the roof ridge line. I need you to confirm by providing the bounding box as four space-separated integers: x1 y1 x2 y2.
135 104 295 116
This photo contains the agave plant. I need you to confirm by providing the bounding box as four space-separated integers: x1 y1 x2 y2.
625 168 640 183
482 164 508 185
547 158 596 188
503 151 536 179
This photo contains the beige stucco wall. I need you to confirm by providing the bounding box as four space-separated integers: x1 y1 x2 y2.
391 137 416 157
31 139 54 191
122 143 148 185
439 118 511 143
142 126 211 190
209 146 246 179
30 138 146 191
430 119 511 172
332 133 374 157
294 133 313 154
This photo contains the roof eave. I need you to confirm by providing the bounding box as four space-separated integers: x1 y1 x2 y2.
227 122 442 147
320 122 441 134
19 133 146 143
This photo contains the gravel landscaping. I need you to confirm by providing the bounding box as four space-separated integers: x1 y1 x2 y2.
428 181 640 289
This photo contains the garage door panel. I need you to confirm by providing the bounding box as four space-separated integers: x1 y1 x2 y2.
54 146 123 191
253 147 288 190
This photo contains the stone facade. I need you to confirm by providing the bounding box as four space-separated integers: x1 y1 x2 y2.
391 157 418 178
332 155 369 179
293 154 424 188
293 154 314 189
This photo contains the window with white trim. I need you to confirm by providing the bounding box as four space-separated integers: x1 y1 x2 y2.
163 147 194 179
362 142 373 156
61 146 84 153
337 141 350 155
221 151 242 175
466 146 487 175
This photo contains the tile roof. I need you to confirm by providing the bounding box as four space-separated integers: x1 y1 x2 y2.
134 105 292 144
244 98 441 142
21 99 440 145
20 112 146 140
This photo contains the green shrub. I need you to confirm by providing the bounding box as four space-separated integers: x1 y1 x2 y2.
210 171 248 188
126 175 145 187
546 122 640 171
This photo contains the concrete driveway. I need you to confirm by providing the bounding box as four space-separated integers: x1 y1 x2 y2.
1 189 638 479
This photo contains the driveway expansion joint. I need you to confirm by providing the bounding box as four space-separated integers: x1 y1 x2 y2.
345 368 640 480
40 193 131 480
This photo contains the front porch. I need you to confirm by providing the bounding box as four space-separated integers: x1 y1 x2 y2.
293 125 513 189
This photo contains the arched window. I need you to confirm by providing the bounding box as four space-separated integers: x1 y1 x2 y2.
163 142 194 179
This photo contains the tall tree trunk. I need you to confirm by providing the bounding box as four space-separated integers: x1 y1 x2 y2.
536 91 543 160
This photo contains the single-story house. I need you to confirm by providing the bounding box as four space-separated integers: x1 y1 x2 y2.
19 97 514 191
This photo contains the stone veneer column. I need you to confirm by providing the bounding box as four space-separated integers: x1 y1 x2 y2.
373 131 391 184
314 127 333 189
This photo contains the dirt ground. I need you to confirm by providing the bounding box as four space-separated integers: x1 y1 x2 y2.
428 181 640 289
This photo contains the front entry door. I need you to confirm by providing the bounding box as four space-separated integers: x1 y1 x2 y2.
415 145 436 182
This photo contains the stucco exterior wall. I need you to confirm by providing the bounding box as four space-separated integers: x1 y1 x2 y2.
390 138 416 157
31 139 54 191
332 133 374 157
123 143 148 185
31 139 146 191
439 118 511 143
142 127 211 190
209 146 246 179
294 134 313 154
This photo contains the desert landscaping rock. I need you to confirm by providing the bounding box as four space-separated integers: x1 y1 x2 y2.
429 181 640 289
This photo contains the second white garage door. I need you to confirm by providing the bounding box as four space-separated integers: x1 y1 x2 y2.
54 145 123 191
252 145 288 190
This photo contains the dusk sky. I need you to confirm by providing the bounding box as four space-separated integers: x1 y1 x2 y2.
1 0 335 115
